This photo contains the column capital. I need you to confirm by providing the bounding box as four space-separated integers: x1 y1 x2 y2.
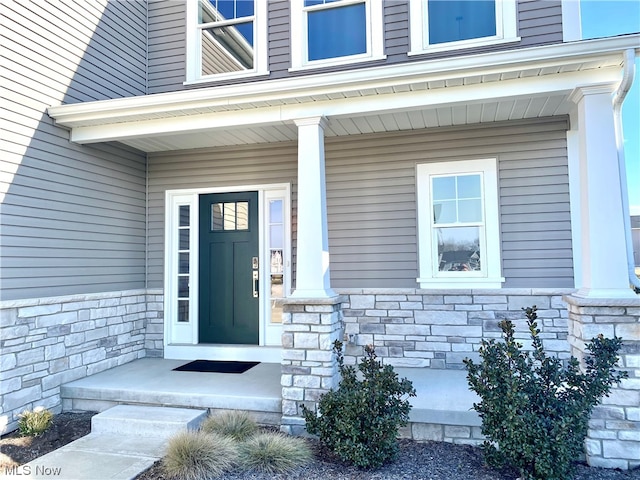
569 83 618 104
293 116 329 129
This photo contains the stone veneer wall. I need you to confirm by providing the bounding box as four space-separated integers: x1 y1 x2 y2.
144 290 165 357
339 288 574 368
0 289 162 434
280 296 345 435
565 295 640 470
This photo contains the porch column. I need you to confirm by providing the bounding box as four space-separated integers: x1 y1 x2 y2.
568 85 636 299
565 295 640 470
291 116 335 298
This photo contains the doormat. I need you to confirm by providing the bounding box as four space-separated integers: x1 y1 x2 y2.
173 360 259 374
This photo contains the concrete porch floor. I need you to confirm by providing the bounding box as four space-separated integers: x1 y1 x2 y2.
61 358 480 430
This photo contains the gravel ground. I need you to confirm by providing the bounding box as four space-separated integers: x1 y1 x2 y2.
136 436 640 480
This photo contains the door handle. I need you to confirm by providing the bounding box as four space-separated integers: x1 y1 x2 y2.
252 271 259 298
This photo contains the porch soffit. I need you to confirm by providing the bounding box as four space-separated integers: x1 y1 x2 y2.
47 35 639 153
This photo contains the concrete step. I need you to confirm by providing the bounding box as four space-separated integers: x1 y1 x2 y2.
91 405 207 439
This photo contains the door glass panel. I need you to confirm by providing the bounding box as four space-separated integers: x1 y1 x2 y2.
178 300 189 322
437 226 480 272
177 204 191 323
236 202 249 230
269 198 283 223
212 203 223 230
212 202 250 231
179 252 190 274
179 229 190 250
178 276 190 297
179 205 190 227
224 202 236 230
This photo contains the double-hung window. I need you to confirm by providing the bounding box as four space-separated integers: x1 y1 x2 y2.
290 0 384 70
186 0 268 83
416 159 503 288
409 0 519 55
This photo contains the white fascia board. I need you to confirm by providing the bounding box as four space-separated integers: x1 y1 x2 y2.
69 68 621 145
48 34 640 128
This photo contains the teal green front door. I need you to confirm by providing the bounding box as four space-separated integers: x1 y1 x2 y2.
199 192 259 344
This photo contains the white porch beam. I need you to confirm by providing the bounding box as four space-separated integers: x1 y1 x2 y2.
290 117 335 299
569 84 637 299
67 68 621 145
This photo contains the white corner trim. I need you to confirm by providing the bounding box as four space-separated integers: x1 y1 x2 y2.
561 0 582 43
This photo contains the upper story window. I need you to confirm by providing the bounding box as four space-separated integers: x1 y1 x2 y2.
185 0 268 83
409 0 519 55
290 0 385 70
416 159 504 288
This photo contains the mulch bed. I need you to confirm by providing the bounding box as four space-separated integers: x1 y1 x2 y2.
1 412 638 480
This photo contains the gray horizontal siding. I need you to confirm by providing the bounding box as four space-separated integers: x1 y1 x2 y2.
147 118 572 291
147 0 187 94
0 0 148 301
324 118 571 289
148 0 564 93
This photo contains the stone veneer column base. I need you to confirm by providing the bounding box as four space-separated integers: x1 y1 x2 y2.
565 294 640 470
280 295 346 435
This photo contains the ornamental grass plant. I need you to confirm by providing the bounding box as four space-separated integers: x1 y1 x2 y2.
238 431 312 474
162 430 238 480
18 407 53 437
200 410 258 442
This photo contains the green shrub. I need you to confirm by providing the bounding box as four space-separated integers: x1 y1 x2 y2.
464 306 627 480
238 431 312 474
18 407 53 437
162 430 238 480
200 410 258 441
302 340 416 469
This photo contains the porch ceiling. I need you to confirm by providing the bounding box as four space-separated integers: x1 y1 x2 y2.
47 35 639 153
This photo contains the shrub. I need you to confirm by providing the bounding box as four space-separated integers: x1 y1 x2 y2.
18 407 53 437
162 430 238 480
200 410 258 441
302 340 416 469
464 306 627 480
238 431 312 474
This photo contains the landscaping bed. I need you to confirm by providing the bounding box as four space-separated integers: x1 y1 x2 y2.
1 412 638 479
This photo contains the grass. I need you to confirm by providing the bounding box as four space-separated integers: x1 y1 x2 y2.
162 430 238 480
200 410 258 441
238 431 312 474
18 408 53 437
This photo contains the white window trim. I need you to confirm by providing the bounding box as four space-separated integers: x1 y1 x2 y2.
289 0 385 72
408 0 520 56
185 0 269 84
164 184 291 351
416 159 504 289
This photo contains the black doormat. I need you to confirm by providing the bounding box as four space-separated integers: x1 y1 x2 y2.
173 360 259 374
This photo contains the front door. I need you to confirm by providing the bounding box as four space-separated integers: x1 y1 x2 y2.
199 191 259 344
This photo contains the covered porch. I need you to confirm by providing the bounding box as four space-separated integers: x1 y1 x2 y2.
61 357 481 443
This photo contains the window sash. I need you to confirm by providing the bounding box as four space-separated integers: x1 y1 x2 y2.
416 159 503 288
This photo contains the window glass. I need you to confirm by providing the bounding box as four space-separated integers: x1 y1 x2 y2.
432 174 482 225
268 199 285 324
179 229 190 250
428 0 496 45
416 159 501 287
307 2 367 61
177 204 191 322
198 0 255 76
437 226 480 272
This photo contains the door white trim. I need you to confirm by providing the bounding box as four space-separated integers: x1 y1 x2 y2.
164 183 291 361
